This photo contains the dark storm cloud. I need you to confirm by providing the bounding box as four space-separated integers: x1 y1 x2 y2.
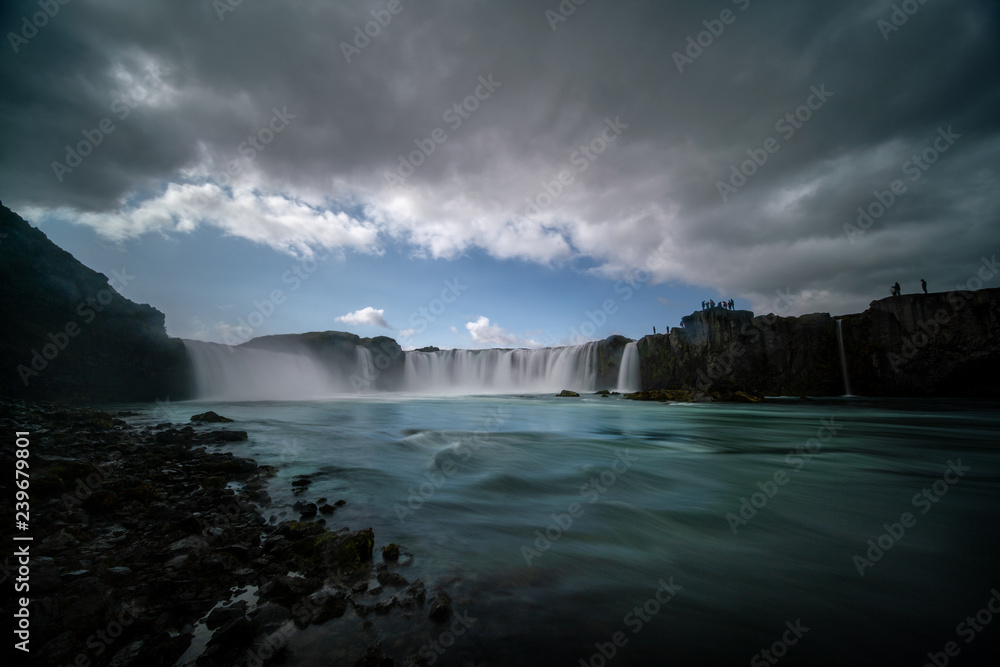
2 0 999 314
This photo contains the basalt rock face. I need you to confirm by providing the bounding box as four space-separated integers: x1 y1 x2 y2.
241 331 405 390
638 308 842 396
839 289 1000 397
594 334 632 389
637 290 1000 397
0 203 192 402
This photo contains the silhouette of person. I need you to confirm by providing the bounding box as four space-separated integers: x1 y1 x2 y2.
653 326 656 334
710 299 715 308
921 279 927 294
894 281 901 296
701 300 706 310
729 299 734 309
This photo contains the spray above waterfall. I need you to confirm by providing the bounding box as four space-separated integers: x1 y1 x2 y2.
182 338 638 399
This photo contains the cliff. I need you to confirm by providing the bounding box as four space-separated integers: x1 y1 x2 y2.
0 203 191 402
242 331 405 391
638 291 1000 397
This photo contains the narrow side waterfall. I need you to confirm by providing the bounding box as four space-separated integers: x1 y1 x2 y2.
616 341 641 392
403 342 600 394
836 319 853 397
183 339 351 400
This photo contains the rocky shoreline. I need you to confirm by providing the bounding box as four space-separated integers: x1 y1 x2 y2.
1 399 453 667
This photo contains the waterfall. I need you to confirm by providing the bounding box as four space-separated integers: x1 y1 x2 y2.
616 342 641 392
836 319 853 397
352 346 376 393
402 342 600 394
183 339 354 400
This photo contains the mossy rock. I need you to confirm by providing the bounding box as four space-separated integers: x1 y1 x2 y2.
557 390 580 397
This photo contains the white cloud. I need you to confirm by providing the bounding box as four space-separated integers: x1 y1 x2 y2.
336 306 391 329
464 316 543 348
24 182 381 259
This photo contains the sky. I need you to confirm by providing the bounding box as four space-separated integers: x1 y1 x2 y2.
2 0 999 349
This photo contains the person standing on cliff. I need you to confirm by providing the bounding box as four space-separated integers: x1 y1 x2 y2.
894 281 901 296
921 278 927 294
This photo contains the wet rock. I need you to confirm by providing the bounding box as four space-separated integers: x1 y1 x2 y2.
381 543 400 561
107 639 145 667
203 430 249 443
403 580 426 604
170 535 209 553
376 571 408 588
428 590 452 622
201 616 255 665
135 632 192 666
305 589 348 624
557 389 580 397
190 411 234 423
355 641 392 667
40 528 79 550
318 503 336 515
251 602 292 634
206 600 249 630
294 501 318 518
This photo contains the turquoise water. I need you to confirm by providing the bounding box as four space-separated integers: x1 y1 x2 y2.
131 396 1000 665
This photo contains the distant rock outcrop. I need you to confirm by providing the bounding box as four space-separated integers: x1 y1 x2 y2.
241 331 405 391
0 202 191 402
637 291 1000 397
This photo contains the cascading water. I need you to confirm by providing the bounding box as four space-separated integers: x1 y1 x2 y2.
402 342 601 394
183 339 350 400
616 341 641 392
835 319 853 397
